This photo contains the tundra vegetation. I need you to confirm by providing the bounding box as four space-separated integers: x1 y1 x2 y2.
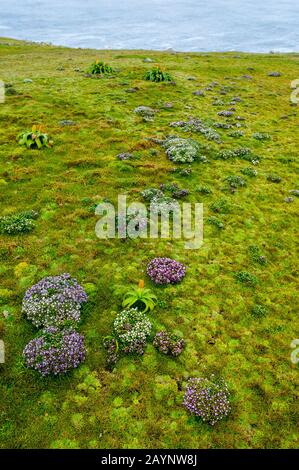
0 38 298 449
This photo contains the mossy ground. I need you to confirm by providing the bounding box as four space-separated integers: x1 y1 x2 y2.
0 38 298 449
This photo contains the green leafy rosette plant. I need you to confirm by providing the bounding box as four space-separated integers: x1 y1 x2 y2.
17 125 53 149
88 58 114 75
144 66 173 82
122 280 157 313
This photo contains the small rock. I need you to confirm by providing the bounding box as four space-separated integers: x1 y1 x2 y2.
192 90 205 96
187 76 196 81
23 79 33 83
3 310 9 319
289 189 299 197
241 75 253 80
59 120 77 126
163 102 173 108
134 106 156 121
217 110 234 117
117 152 133 160
125 87 138 93
57 66 65 71
284 197 294 203
268 71 281 77
143 58 153 63
231 96 242 102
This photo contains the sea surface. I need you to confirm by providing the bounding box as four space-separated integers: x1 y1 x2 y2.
0 0 298 52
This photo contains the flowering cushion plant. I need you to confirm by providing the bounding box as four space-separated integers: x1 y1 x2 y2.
23 326 86 376
183 375 230 425
22 273 88 327
147 257 186 285
153 330 185 356
113 308 152 355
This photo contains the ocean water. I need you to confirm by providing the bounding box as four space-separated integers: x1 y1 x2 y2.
0 0 298 52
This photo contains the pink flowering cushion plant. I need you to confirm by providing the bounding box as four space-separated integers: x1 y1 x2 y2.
147 257 186 285
183 375 230 425
23 327 86 376
153 330 185 356
22 273 88 328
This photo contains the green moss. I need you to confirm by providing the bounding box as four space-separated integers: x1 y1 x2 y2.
0 38 298 450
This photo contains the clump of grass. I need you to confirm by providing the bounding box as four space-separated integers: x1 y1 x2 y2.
144 66 173 82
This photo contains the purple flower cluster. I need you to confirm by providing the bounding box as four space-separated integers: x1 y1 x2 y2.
22 273 88 327
147 257 186 285
103 337 119 369
183 375 230 425
153 331 185 356
23 327 86 376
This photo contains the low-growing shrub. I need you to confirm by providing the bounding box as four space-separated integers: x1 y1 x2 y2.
210 198 229 214
153 330 185 356
23 327 86 376
150 196 179 214
141 188 164 202
0 210 38 235
22 273 88 327
225 175 246 189
113 308 152 355
115 212 148 237
235 271 258 286
215 147 258 163
159 183 189 199
248 245 267 265
196 186 212 195
134 106 156 121
147 257 186 285
241 167 258 177
144 66 173 82
163 137 206 163
103 336 119 369
183 375 230 425
17 125 53 149
267 174 282 183
252 132 271 141
251 304 268 318
169 117 221 143
229 130 244 138
207 216 225 229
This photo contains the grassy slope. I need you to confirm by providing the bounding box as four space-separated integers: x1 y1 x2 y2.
0 38 298 449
